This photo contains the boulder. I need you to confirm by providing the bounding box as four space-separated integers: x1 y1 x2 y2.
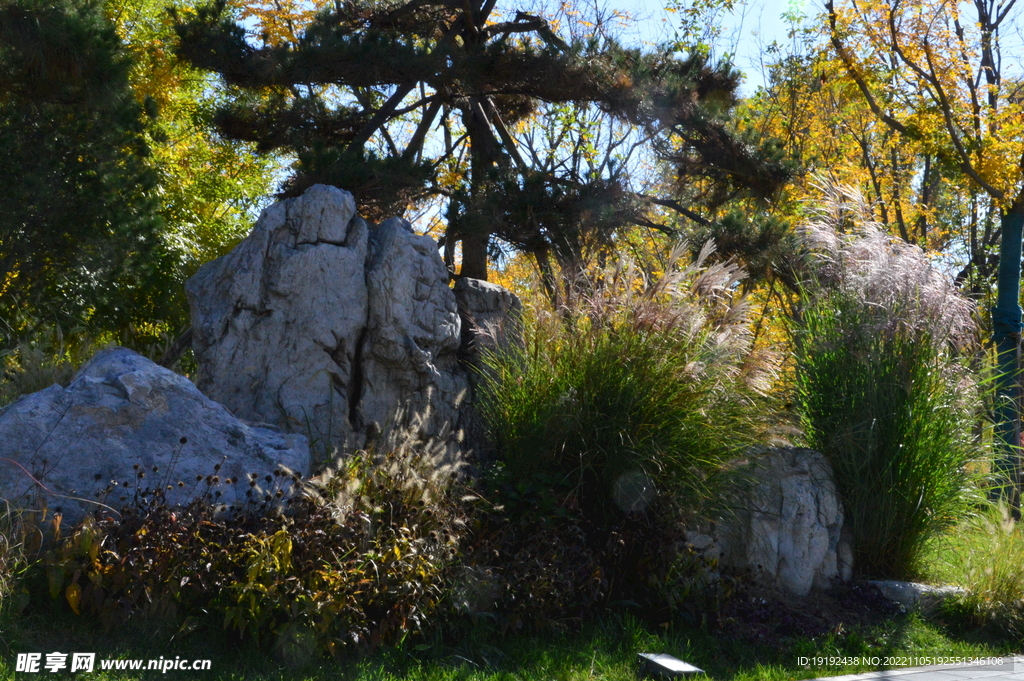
357 217 467 442
453 277 524 463
187 185 522 459
187 184 369 454
454 277 523 368
0 347 309 526
717 448 852 597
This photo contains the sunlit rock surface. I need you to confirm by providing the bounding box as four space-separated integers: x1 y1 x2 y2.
0 347 309 524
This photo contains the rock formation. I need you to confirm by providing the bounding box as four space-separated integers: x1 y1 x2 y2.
0 184 859 604
454 277 524 368
717 448 853 596
356 217 466 442
452 277 524 464
187 184 521 460
187 185 369 455
0 347 309 525
0 185 524 522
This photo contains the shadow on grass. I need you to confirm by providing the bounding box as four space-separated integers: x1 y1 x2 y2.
0 602 1018 681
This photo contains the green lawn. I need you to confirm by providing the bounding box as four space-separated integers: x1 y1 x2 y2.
0 606 1017 680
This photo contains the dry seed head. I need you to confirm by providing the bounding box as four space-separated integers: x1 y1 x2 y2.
799 181 977 350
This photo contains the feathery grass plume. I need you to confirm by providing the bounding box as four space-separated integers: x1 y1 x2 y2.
306 404 465 528
792 182 990 580
797 182 976 349
479 241 777 526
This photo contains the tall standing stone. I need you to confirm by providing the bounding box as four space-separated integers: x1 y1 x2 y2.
357 218 467 441
717 448 853 596
187 185 368 455
186 185 487 459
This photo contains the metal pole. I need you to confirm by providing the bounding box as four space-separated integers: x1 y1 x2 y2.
992 209 1024 507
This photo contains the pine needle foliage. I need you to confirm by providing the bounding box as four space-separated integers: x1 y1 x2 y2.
792 184 990 580
479 242 775 525
172 0 791 278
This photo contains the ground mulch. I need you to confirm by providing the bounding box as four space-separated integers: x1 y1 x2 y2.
713 581 906 644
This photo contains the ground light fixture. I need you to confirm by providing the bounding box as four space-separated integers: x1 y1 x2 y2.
638 653 705 677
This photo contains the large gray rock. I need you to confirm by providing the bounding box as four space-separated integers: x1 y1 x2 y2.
0 347 309 525
187 185 520 459
357 217 467 442
187 185 369 454
718 448 852 596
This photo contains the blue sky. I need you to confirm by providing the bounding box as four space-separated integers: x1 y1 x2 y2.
600 0 813 95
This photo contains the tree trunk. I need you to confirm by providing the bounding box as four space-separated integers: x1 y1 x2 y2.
992 203 1024 507
460 231 489 280
457 97 500 281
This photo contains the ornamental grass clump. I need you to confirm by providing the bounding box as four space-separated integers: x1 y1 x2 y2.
480 241 776 527
0 502 29 622
793 184 990 580
928 502 1024 638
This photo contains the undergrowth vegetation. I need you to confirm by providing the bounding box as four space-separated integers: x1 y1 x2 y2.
469 242 778 627
0 322 193 408
27 426 466 662
0 503 29 624
0 326 95 407
927 502 1024 638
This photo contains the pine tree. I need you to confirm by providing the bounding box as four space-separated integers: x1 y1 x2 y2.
174 0 790 280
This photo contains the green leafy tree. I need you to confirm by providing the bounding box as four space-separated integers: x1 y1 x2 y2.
0 0 173 347
107 0 282 279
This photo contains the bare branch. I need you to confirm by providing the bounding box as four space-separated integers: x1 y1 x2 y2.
482 18 543 39
640 195 711 226
482 98 529 171
996 0 1017 25
350 83 417 149
401 98 444 161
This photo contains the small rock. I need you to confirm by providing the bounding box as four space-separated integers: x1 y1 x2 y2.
868 580 966 615
685 533 715 552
